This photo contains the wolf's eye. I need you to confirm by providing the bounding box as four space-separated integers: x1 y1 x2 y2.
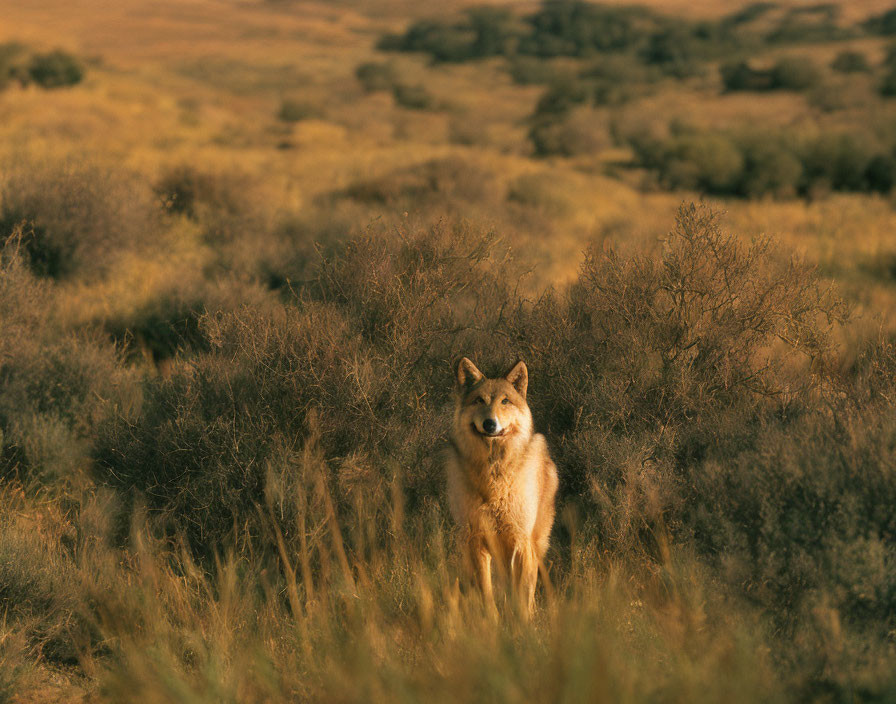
475 397 486 404
501 398 510 405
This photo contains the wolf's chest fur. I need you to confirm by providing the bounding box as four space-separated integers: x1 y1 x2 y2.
449 435 543 533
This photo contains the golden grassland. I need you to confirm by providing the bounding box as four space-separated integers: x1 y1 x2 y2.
3 0 896 294
2 0 896 701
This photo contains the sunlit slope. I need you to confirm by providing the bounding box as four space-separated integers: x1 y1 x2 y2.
1 0 896 301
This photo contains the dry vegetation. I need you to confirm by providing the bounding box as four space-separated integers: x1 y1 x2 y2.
1 0 896 701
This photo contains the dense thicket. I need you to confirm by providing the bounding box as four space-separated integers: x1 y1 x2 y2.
376 0 896 189
626 125 896 197
84 205 896 678
0 43 84 89
378 1 857 66
2 192 894 698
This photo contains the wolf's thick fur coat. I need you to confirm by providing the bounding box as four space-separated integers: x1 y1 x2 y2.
444 358 558 617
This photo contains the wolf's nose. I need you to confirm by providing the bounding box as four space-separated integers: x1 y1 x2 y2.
482 418 497 434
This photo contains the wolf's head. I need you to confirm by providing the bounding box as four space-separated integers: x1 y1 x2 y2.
453 357 533 442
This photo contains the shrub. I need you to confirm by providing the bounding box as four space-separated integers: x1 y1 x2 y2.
735 133 803 197
721 2 778 28
104 295 209 365
721 56 820 92
380 2 716 64
865 153 896 193
254 207 355 288
580 55 657 105
684 388 896 638
0 231 52 379
628 125 896 198
103 276 274 366
465 7 523 58
393 20 476 61
448 114 491 146
639 25 706 78
656 131 744 193
528 110 607 157
94 223 516 549
391 83 434 110
766 5 849 43
533 76 589 116
627 138 666 175
154 165 268 253
720 60 774 91
807 75 874 112
0 42 29 89
0 490 96 663
770 55 821 91
341 157 498 207
27 50 83 88
381 8 521 63
0 159 157 279
880 68 896 97
374 32 403 52
0 622 31 700
0 234 133 485
522 1 668 56
883 44 896 71
627 127 807 197
799 131 876 193
830 50 870 73
507 56 560 85
354 61 396 92
93 206 850 556
513 205 847 532
277 98 319 122
864 8 896 35
154 164 247 219
507 171 574 215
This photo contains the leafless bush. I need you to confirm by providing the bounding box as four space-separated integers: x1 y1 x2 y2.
340 157 500 208
0 232 134 487
0 159 158 278
94 222 517 548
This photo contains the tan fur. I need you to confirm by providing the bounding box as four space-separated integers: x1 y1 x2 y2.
444 357 559 619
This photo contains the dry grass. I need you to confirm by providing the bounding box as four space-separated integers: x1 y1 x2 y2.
2 0 895 293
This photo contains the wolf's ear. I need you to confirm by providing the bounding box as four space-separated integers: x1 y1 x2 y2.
456 357 483 389
505 360 528 397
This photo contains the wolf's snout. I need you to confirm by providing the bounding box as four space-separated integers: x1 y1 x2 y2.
482 418 497 434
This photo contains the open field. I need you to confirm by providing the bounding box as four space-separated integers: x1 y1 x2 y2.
1 0 896 701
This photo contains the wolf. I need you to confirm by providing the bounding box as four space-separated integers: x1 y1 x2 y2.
444 357 558 618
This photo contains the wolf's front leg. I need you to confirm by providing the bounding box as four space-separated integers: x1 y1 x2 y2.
468 537 496 614
510 542 538 620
